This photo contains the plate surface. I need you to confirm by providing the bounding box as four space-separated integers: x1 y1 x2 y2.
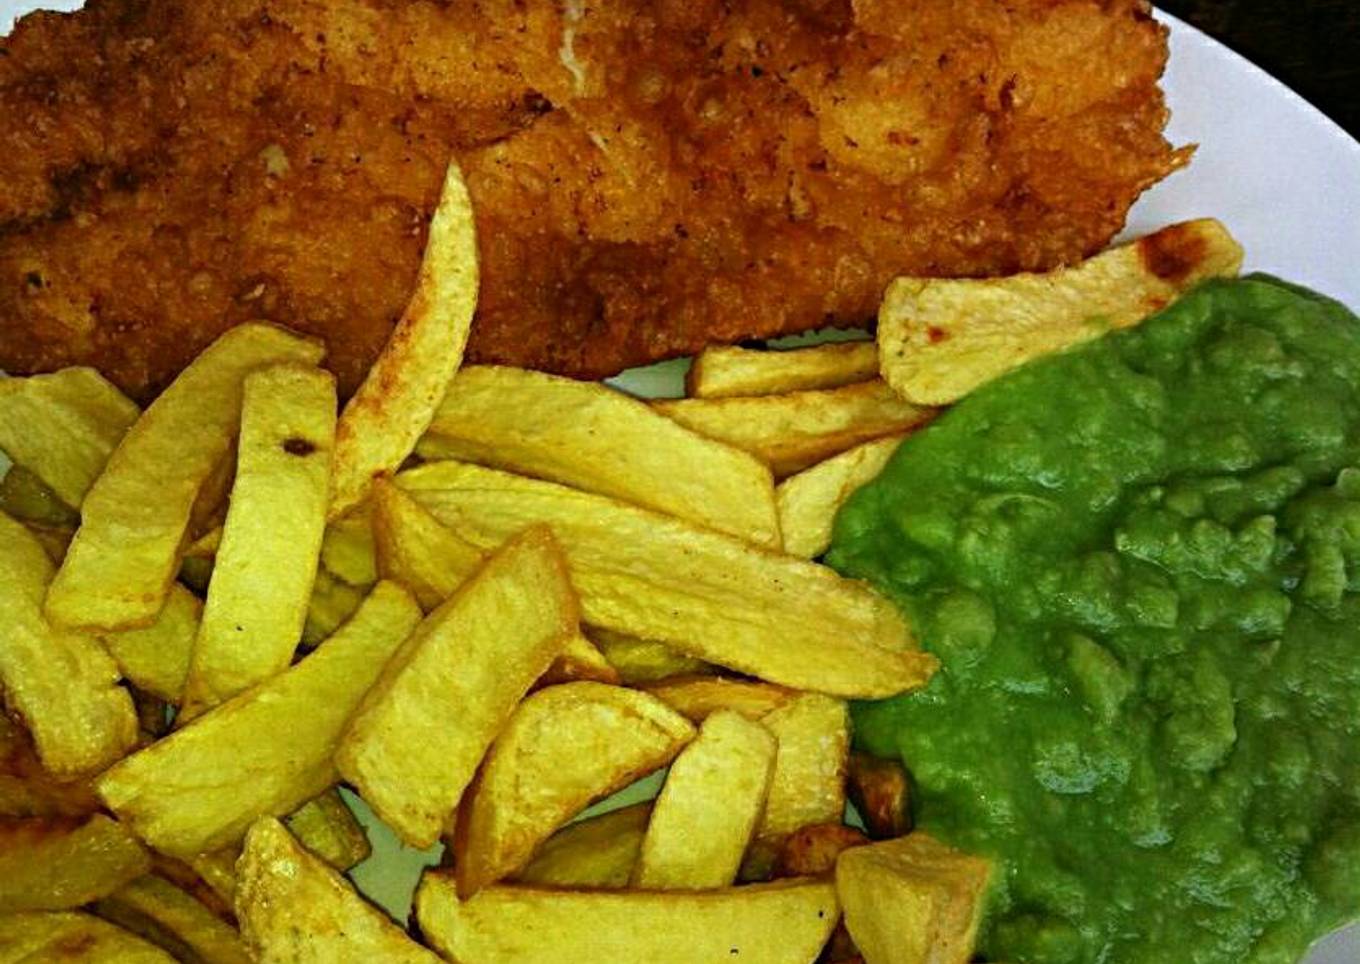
2 2 1358 959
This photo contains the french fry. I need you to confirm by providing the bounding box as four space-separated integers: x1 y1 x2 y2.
744 694 850 881
777 435 905 559
329 161 479 519
773 824 869 878
321 503 378 587
418 365 781 547
847 752 912 840
686 341 879 399
302 568 368 647
98 585 200 705
0 911 176 962
0 814 151 912
0 463 78 527
45 324 325 631
23 520 76 564
416 872 840 964
0 367 139 508
641 676 793 723
286 790 372 872
538 630 620 686
588 627 713 684
236 817 439 963
147 854 235 922
514 802 652 889
187 849 241 908
877 219 1245 405
835 833 993 964
0 715 100 819
96 582 423 858
0 512 137 777
452 682 695 896
633 710 776 890
93 874 250 964
653 380 934 478
398 462 935 699
180 364 336 718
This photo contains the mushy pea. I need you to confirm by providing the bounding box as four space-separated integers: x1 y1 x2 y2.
828 276 1360 963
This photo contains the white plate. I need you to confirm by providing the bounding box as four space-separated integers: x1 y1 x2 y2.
3 3 1358 960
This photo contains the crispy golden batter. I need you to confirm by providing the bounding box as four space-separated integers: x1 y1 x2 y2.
0 0 1185 400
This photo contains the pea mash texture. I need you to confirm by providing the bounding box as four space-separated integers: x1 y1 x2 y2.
829 277 1360 962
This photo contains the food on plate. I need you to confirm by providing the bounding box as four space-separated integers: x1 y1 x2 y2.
846 752 913 841
329 162 478 519
0 0 1182 398
452 681 695 896
92 874 250 964
0 367 138 509
641 676 793 723
320 504 379 588
835 833 992 964
0 910 176 962
44 323 324 632
776 434 906 559
633 709 776 890
0 814 150 912
235 816 439 964
773 823 869 879
586 629 713 685
370 478 485 609
417 365 780 547
0 715 100 819
397 461 935 698
877 218 1244 405
96 582 421 858
687 341 880 399
416 872 841 964
653 380 935 478
284 790 372 873
831 277 1360 961
301 568 368 647
0 511 137 777
514 802 652 890
180 364 336 718
337 527 578 848
98 584 200 705
0 462 78 527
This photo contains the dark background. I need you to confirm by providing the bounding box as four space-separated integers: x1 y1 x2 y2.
1162 0 1360 136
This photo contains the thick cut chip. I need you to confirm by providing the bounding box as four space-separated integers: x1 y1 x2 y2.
878 219 1245 405
399 462 934 699
0 716 100 819
453 682 695 896
187 850 241 908
847 752 913 840
416 873 839 964
329 162 479 519
285 790 371 872
0 814 151 912
745 694 850 881
514 803 652 889
0 911 176 962
418 366 780 547
45 324 325 631
777 435 905 559
180 365 336 718
321 504 378 588
96 583 422 858
0 512 137 777
99 585 200 705
23 521 77 564
835 833 993 964
642 676 793 723
588 628 713 684
302 569 367 647
0 463 79 527
236 817 439 964
537 630 620 686
338 527 577 848
653 381 934 478
686 341 879 399
774 824 869 878
0 367 139 508
633 710 776 890
94 875 250 964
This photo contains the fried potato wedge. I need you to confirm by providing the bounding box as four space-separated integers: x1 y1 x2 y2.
286 790 371 872
418 366 780 547
587 628 713 684
46 324 324 631
774 824 869 878
538 631 620 686
180 365 336 717
187 850 241 908
835 833 993 964
96 582 422 858
398 462 934 698
633 710 776 890
745 694 850 881
302 568 368 647
0 814 151 912
777 435 905 559
416 873 840 964
641 676 793 723
339 527 577 848
23 520 77 564
878 219 1245 405
98 585 200 705
0 367 139 508
653 381 934 478
514 802 652 889
0 512 137 777
330 162 479 519
237 817 439 963
453 682 695 896
686 341 879 399
321 503 378 588
0 716 100 819
0 911 176 962
847 752 913 840
0 463 79 527
94 875 250 964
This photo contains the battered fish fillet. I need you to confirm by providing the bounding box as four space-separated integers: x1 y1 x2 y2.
0 0 1186 400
